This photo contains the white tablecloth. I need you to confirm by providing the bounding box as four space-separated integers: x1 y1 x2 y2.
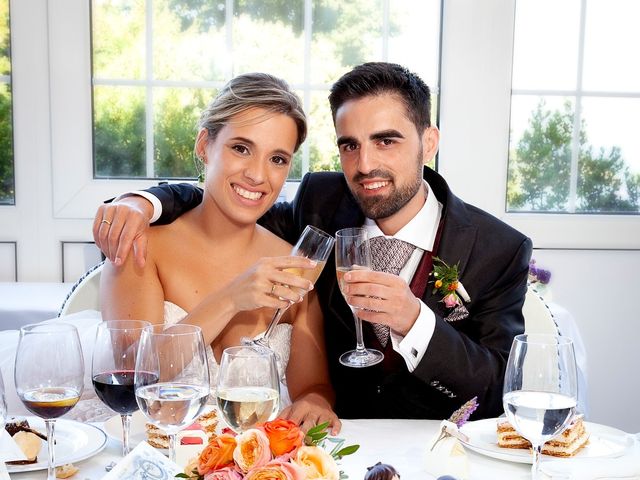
6 419 640 480
0 283 72 330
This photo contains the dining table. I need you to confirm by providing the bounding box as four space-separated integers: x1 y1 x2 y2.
4 418 640 480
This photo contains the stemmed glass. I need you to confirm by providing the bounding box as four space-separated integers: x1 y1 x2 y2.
216 346 279 433
335 227 384 367
92 320 150 456
249 225 335 348
503 334 578 479
14 323 84 480
134 324 210 463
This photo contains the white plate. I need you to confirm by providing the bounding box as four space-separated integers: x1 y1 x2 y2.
459 418 634 464
5 416 108 473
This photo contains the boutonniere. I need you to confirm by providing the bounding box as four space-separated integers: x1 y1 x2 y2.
431 257 471 308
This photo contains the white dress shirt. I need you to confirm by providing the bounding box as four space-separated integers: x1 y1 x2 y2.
363 181 443 371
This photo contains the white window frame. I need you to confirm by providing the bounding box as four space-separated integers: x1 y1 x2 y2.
48 0 639 248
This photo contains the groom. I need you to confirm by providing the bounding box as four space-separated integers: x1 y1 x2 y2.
94 62 532 421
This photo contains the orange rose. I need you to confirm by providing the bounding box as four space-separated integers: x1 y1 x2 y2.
198 434 237 475
261 419 303 457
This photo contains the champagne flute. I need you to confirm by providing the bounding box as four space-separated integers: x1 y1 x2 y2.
14 323 84 480
251 225 335 348
135 324 210 463
92 319 150 456
503 334 578 479
335 227 384 367
216 346 279 432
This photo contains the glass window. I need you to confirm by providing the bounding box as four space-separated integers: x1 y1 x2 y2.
0 0 13 205
91 0 441 181
507 0 640 214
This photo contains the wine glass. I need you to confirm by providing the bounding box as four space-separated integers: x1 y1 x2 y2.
250 225 335 348
503 333 578 479
0 370 7 431
216 346 279 432
14 323 84 480
134 323 210 463
336 227 384 367
92 319 150 456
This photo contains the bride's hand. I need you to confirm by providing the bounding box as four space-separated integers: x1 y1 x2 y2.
225 256 316 313
279 393 341 435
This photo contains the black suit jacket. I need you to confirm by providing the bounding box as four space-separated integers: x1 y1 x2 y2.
150 168 532 420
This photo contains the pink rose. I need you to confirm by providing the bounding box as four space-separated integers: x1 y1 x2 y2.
233 428 272 473
204 467 243 480
443 293 460 308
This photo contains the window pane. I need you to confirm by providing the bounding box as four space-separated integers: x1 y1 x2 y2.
154 87 213 178
94 85 146 178
578 97 640 212
583 0 640 92
507 96 574 212
0 0 13 205
153 0 228 82
92 0 145 80
308 90 340 174
512 0 580 91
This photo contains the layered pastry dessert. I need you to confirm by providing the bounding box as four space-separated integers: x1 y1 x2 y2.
145 409 218 449
4 418 47 465
497 415 589 457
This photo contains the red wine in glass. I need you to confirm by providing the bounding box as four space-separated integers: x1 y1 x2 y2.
92 370 158 415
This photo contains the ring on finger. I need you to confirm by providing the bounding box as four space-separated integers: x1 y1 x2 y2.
101 219 112 226
270 284 276 296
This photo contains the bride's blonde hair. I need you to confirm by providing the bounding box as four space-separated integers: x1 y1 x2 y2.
194 73 307 166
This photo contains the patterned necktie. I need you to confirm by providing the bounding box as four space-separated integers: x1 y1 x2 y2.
368 236 416 347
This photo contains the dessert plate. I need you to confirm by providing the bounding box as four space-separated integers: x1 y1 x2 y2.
459 418 634 464
6 416 107 473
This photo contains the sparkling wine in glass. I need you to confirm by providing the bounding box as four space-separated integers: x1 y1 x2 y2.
216 346 279 432
14 323 84 480
135 323 210 463
252 225 334 348
92 319 150 456
503 333 578 479
335 227 384 367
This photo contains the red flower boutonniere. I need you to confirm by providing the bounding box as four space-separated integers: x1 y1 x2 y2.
431 257 471 308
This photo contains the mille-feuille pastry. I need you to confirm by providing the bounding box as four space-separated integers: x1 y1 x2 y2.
497 415 590 457
145 409 218 449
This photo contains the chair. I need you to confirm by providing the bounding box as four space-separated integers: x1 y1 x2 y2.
522 285 559 335
58 261 104 316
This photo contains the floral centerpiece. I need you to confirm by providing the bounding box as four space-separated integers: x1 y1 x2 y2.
528 259 552 300
177 419 358 480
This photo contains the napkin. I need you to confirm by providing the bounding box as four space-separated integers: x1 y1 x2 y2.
102 441 182 479
0 429 27 463
541 434 640 480
424 420 469 480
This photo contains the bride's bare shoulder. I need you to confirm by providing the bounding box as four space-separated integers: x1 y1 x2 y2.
256 225 293 256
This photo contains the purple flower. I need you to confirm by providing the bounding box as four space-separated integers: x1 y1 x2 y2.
536 269 551 284
448 396 479 428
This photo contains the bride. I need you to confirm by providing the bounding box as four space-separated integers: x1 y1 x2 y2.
100 73 340 433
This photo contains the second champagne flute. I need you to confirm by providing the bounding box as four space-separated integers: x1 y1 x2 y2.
134 324 210 463
335 227 384 367
92 319 150 456
14 323 84 480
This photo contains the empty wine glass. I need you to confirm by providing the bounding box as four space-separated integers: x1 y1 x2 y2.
92 319 150 456
249 225 334 348
335 227 384 367
14 323 84 480
216 346 279 433
503 334 578 479
135 323 210 463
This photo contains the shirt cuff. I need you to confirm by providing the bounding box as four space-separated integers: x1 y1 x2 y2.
391 300 436 371
117 190 163 224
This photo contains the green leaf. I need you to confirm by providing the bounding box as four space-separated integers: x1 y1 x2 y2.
175 474 191 479
334 444 360 458
307 421 330 435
